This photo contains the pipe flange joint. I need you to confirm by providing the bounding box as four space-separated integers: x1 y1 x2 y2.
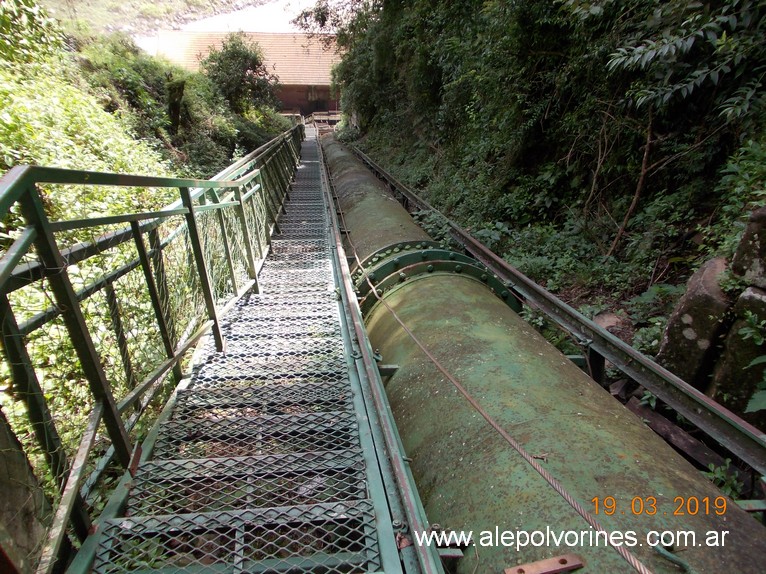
358 258 523 316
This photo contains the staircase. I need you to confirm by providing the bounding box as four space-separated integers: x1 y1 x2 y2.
90 128 401 574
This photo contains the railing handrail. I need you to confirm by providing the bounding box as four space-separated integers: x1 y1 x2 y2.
0 125 302 295
0 124 304 574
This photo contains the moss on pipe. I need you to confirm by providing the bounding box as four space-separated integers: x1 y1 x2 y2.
321 135 766 574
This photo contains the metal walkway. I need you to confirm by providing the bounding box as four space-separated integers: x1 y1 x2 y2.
91 128 403 573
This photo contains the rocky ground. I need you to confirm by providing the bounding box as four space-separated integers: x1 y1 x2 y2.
657 207 766 430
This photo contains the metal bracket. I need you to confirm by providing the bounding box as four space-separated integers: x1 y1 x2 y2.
504 553 584 574
437 547 465 560
357 258 523 316
378 364 399 378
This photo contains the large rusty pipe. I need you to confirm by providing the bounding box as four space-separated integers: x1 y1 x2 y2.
322 135 766 574
324 137 430 261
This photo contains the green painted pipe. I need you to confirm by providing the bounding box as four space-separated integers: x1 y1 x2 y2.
323 136 430 262
322 135 766 574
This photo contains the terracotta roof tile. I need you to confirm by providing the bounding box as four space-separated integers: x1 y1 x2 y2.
146 31 340 86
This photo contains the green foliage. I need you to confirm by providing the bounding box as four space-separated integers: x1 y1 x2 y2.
412 209 452 244
315 0 766 328
474 221 512 250
738 311 766 413
0 0 294 512
0 60 173 220
605 0 766 127
746 384 766 413
519 307 582 355
0 0 61 63
625 283 686 325
639 390 658 409
702 458 744 498
75 32 286 177
200 32 279 114
632 317 666 355
704 139 766 257
739 310 766 345
739 311 766 412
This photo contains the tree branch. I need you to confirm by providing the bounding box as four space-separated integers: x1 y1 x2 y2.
607 111 653 257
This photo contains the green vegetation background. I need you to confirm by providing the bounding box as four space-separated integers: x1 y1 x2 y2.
0 0 290 503
1 0 290 224
307 0 766 357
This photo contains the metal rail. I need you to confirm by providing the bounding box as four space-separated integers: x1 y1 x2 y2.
0 126 303 573
350 145 766 476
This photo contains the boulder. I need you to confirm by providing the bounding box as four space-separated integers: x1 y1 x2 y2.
655 257 731 389
732 206 766 288
709 287 766 430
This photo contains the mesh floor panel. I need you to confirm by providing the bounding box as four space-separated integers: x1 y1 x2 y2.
93 128 389 573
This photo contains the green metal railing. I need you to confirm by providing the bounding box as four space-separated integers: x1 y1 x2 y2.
0 125 303 573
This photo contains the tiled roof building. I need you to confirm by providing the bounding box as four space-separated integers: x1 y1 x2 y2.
139 32 341 114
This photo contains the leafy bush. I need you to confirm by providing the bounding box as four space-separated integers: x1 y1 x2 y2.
0 60 173 221
200 32 279 114
75 32 287 177
704 139 766 257
1 0 62 63
311 0 766 327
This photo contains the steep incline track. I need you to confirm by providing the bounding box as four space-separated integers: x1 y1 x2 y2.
90 127 404 574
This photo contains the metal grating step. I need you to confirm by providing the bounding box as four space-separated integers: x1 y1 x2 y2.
94 501 380 573
235 291 336 307
153 411 358 459
175 380 350 412
227 300 337 318
128 451 367 515
270 239 328 255
223 324 340 340
194 357 346 381
265 259 333 271
269 251 331 264
188 370 349 389
208 337 344 361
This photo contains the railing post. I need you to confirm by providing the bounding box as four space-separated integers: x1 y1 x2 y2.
588 346 606 387
148 228 177 347
131 222 184 382
35 404 103 574
208 189 240 297
180 187 225 352
103 283 139 399
266 152 287 210
233 185 259 292
18 187 132 468
244 179 267 258
286 132 300 168
277 144 292 199
258 169 281 237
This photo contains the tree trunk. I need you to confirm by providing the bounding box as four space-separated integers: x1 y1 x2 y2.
607 112 653 257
